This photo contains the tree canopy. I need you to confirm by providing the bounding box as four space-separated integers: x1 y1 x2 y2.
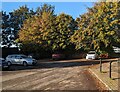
1 5 35 47
1 2 120 56
50 13 77 51
71 2 120 53
18 4 77 53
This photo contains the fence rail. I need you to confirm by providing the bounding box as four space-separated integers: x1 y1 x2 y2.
99 58 120 79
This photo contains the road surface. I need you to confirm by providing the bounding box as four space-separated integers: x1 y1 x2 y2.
1 59 106 91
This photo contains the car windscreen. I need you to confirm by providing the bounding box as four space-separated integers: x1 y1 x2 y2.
21 55 28 58
88 52 95 54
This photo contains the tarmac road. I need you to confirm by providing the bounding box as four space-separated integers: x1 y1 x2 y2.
1 59 106 91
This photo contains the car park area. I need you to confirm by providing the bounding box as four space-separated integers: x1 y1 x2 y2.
1 59 106 91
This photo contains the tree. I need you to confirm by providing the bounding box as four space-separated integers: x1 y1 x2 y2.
1 11 14 46
71 13 92 50
51 13 77 51
18 4 56 54
1 5 35 47
71 2 120 53
9 5 34 38
18 4 77 55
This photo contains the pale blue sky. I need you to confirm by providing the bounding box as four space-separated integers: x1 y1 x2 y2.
2 2 95 19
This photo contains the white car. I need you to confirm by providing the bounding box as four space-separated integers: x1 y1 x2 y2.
6 54 37 66
86 51 98 60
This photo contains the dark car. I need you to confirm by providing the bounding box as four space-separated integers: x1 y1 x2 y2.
0 58 9 70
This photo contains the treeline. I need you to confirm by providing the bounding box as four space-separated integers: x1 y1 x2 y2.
1 2 120 58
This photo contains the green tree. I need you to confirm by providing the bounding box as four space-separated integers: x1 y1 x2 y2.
1 11 14 46
1 5 35 47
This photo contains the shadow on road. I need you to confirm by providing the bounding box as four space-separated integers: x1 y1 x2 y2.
4 59 109 71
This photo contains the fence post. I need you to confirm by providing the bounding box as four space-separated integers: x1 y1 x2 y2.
118 58 120 91
118 58 120 79
100 58 102 72
109 61 112 78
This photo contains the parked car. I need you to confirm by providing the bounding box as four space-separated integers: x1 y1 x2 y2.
99 53 109 59
86 51 98 60
6 54 37 66
0 58 9 70
52 53 65 60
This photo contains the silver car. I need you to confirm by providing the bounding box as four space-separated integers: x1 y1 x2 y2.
6 54 37 66
0 58 9 70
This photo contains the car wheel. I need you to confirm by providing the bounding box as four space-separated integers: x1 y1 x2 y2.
4 66 10 70
7 61 11 66
23 61 27 66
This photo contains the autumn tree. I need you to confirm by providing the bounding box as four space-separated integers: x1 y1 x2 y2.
9 5 35 38
18 4 56 54
51 13 77 52
18 4 77 55
71 2 120 54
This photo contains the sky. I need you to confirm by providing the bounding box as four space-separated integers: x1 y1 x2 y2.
2 2 95 19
